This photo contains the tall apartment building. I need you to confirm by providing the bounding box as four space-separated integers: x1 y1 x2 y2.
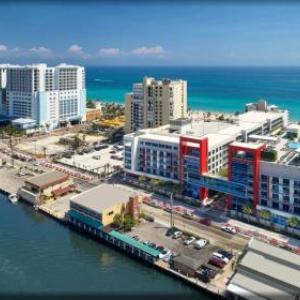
125 77 187 133
0 63 86 129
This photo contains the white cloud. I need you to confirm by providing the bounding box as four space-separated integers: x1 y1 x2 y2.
0 44 8 52
131 46 164 56
98 48 121 57
29 46 51 54
67 44 88 58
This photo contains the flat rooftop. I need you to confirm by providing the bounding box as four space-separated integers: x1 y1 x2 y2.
70 183 136 213
230 142 265 150
238 110 284 123
25 171 69 189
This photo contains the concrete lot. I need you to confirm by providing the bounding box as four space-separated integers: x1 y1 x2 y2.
129 222 219 263
16 133 106 156
58 144 123 175
38 192 77 219
0 166 30 194
16 135 66 156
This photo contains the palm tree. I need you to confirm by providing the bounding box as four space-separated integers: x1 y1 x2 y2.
242 204 253 223
259 209 271 221
287 216 300 232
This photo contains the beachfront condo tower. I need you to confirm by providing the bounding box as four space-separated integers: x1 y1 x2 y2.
0 63 86 129
125 77 187 133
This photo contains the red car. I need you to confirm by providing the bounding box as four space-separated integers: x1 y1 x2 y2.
209 257 225 268
199 218 211 226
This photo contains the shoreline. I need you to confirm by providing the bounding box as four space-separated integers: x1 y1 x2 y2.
0 187 226 299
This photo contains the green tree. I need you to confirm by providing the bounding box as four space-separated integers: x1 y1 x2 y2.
288 217 300 231
123 214 135 232
259 209 271 221
86 100 96 109
113 213 123 228
243 204 253 223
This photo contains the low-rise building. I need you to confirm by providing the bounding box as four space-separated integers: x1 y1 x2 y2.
69 183 142 227
85 107 101 122
68 184 160 263
227 239 300 300
18 171 74 205
170 255 202 277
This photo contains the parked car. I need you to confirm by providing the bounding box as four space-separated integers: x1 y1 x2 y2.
159 248 171 259
199 218 211 226
166 227 177 237
182 212 194 220
217 249 233 260
209 257 226 268
221 225 236 234
109 150 116 154
172 231 183 239
194 239 208 249
213 252 229 264
184 236 196 245
156 245 165 252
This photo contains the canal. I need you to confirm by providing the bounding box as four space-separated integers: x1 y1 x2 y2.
0 194 214 299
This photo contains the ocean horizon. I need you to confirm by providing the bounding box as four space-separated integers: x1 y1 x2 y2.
86 66 300 120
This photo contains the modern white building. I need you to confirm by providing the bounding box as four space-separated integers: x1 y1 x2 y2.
0 63 86 129
125 77 187 133
124 109 288 181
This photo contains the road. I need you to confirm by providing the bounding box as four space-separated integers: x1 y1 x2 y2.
142 204 249 253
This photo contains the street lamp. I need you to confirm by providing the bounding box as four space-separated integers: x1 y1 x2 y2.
170 192 174 228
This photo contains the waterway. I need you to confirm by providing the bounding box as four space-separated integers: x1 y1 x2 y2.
0 194 212 298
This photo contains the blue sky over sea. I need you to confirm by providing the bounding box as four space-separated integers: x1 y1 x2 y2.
1 2 300 66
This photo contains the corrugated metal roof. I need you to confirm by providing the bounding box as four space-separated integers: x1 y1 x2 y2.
109 230 160 257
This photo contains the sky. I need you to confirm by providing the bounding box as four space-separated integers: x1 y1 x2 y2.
1 2 300 66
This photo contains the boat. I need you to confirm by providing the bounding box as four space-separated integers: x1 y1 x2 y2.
8 194 18 204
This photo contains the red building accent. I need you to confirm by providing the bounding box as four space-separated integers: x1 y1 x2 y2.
179 136 208 202
226 143 265 213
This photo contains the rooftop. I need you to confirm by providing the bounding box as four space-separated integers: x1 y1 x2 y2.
70 183 136 213
238 110 284 123
230 142 265 150
172 254 202 271
228 239 300 299
25 171 69 189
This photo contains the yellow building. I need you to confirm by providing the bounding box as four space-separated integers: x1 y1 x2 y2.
70 183 141 227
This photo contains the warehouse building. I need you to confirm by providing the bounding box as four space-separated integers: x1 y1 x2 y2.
227 239 300 300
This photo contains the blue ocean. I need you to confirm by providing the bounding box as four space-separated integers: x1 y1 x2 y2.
86 67 300 120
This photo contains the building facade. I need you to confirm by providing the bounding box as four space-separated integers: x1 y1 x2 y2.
124 107 300 227
0 63 86 129
125 77 187 133
18 171 74 205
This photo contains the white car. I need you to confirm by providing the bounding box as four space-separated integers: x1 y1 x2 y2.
159 248 171 259
194 239 208 249
162 254 172 262
213 252 229 264
172 231 183 239
221 225 237 234
184 236 196 245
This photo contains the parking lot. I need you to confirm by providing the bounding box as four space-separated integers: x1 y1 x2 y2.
129 222 221 264
58 144 123 175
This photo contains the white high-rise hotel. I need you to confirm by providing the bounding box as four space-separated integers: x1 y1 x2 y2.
0 63 86 129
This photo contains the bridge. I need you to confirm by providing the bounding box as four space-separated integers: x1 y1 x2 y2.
187 174 247 198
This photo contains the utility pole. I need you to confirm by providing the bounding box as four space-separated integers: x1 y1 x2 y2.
170 192 174 228
9 135 14 167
